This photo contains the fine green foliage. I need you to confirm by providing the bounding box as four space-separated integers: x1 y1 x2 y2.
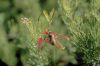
59 0 100 66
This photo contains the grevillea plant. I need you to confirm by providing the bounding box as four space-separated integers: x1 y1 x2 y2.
20 16 50 66
58 0 100 66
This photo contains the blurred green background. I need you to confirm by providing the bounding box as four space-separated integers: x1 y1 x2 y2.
0 0 75 66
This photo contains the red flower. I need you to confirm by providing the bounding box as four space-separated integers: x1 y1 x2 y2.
42 31 49 35
37 37 43 47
